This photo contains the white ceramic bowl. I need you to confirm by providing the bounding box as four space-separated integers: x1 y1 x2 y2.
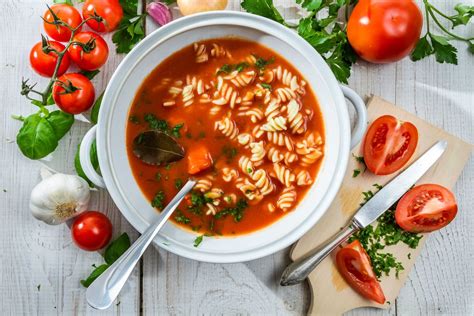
80 11 367 263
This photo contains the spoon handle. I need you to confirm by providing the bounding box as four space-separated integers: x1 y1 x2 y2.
86 179 196 310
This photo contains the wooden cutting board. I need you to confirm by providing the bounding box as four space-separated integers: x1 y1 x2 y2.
290 96 473 315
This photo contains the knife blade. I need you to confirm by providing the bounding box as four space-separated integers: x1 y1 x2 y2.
353 140 447 229
280 140 447 286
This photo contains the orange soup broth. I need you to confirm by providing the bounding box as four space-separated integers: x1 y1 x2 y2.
126 38 325 236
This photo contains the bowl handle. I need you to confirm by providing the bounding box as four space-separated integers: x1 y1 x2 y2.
340 85 368 148
79 125 106 188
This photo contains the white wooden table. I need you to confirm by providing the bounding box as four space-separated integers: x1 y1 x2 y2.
1 0 472 315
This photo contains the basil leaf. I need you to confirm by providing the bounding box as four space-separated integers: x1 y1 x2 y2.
46 110 74 139
90 91 104 124
17 114 59 160
80 264 109 287
80 69 100 80
104 233 131 265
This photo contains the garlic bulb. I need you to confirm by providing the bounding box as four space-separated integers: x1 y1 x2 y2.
30 173 90 225
147 1 172 26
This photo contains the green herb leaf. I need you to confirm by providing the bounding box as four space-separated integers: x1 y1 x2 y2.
171 123 184 138
151 190 165 210
174 210 191 224
214 198 248 222
352 169 361 178
80 264 109 287
79 69 100 80
16 114 58 160
217 64 232 75
430 35 458 65
222 145 238 161
45 110 74 139
193 235 204 247
260 83 272 91
90 91 104 124
104 233 131 265
112 14 146 54
144 113 169 132
411 35 434 62
241 0 285 24
451 4 474 27
296 0 323 11
174 178 183 190
253 55 275 70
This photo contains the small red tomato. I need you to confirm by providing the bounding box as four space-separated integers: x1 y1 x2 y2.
68 32 109 71
43 4 83 42
71 211 112 251
347 0 423 63
363 115 418 175
395 184 458 233
53 73 95 114
82 0 123 32
30 41 70 77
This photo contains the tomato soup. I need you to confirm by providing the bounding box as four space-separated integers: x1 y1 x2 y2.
126 38 325 236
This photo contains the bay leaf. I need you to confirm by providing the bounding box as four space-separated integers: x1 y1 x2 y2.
133 130 185 165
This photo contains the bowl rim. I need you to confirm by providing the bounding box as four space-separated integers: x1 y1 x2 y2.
97 11 351 263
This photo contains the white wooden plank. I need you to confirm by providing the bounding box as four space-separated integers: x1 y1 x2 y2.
0 1 140 314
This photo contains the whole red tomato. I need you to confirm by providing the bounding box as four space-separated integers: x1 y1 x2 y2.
30 41 70 77
43 4 83 42
68 32 109 71
347 0 423 63
53 73 95 114
71 211 112 251
82 0 123 32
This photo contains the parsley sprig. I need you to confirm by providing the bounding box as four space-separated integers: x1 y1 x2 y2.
112 0 147 54
411 1 474 64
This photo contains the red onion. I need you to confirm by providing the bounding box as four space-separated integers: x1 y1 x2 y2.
147 1 172 26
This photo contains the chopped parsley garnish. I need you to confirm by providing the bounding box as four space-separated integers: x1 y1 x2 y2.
193 235 204 247
247 168 252 174
155 172 162 181
349 185 423 279
260 83 272 91
216 62 250 75
129 115 140 124
253 55 275 70
165 163 172 170
174 210 191 224
352 154 367 178
214 198 248 222
144 113 168 132
151 191 165 210
174 178 183 190
171 123 184 138
188 191 213 215
186 132 193 139
222 145 238 161
198 131 206 139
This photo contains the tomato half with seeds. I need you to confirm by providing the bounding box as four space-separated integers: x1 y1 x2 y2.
30 41 70 77
82 0 123 32
395 184 458 233
336 240 386 304
43 4 83 42
68 32 109 71
53 73 95 114
363 115 418 175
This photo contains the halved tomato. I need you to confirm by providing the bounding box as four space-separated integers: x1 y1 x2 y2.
395 184 458 232
336 240 386 304
363 115 418 175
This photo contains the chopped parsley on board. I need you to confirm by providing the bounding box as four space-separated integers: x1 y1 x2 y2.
349 184 423 279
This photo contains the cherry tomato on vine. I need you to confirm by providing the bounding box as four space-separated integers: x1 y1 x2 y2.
30 41 70 77
395 184 458 233
336 240 386 304
43 4 83 42
82 0 123 32
363 115 418 175
71 211 113 251
53 73 95 114
68 32 109 71
347 0 423 63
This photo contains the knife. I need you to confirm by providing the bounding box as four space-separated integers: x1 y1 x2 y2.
280 140 447 286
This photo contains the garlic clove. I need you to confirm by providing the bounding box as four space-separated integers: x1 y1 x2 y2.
29 173 90 225
147 1 172 26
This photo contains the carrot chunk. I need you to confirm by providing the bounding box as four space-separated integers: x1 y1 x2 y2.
187 145 213 174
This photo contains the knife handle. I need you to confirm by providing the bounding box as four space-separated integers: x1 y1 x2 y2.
280 223 358 286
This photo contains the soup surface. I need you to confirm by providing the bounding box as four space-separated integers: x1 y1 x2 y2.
126 38 325 237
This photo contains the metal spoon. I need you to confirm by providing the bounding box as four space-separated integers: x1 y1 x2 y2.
86 179 196 310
